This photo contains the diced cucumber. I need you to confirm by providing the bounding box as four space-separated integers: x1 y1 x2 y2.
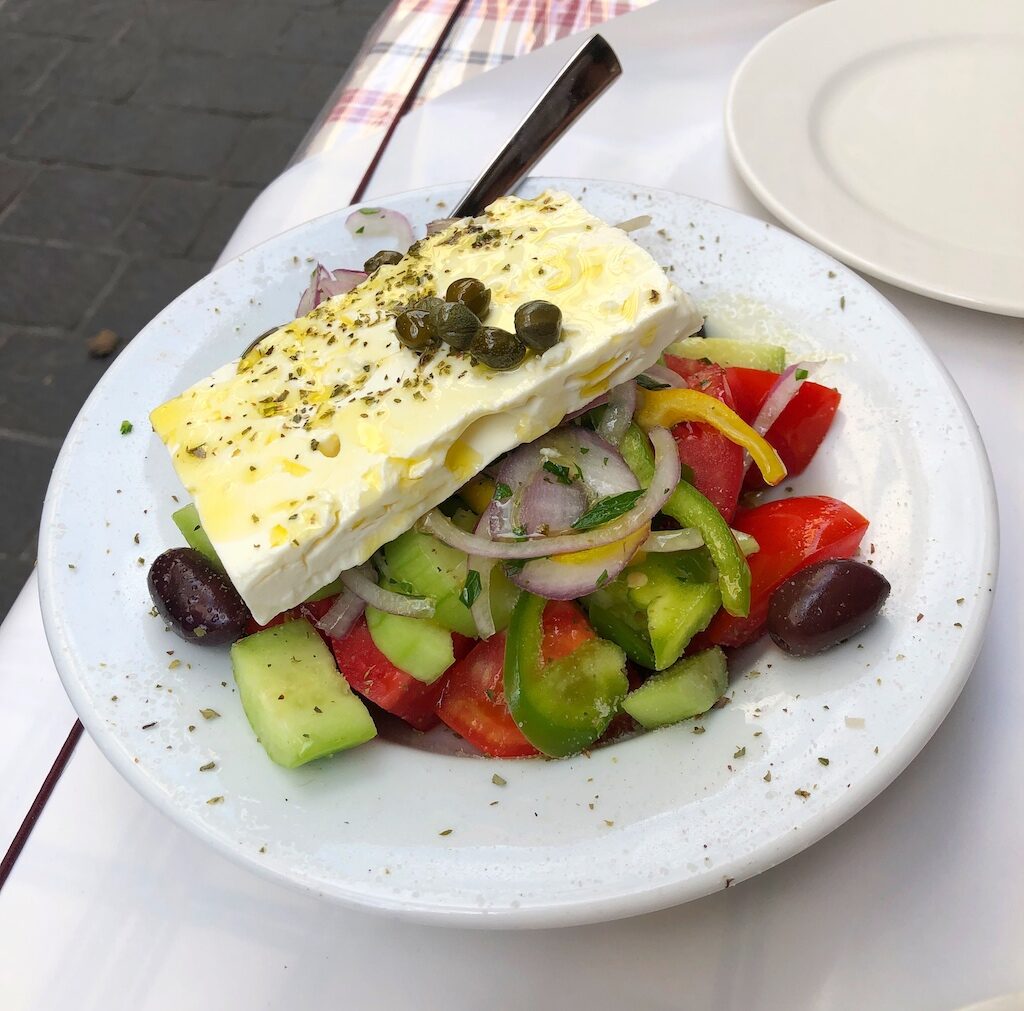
172 503 223 571
381 527 518 637
231 619 376 768
365 607 454 684
667 336 786 373
584 553 721 670
622 647 728 729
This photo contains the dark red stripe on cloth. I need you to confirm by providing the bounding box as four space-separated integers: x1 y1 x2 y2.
0 719 83 892
350 0 471 203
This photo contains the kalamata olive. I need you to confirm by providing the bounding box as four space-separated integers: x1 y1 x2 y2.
767 558 891 657
148 547 250 646
470 326 526 370
446 277 491 318
363 249 403 273
394 308 437 351
514 300 562 352
435 301 480 350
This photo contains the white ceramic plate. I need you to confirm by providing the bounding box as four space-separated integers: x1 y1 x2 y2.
726 0 1024 317
38 179 996 927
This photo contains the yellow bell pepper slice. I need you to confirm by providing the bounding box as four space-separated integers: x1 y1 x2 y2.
459 473 496 515
634 388 787 486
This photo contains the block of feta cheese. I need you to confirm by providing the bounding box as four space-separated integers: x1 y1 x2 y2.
151 190 701 622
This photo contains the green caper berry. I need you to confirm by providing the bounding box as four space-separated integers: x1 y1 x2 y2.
363 249 403 273
394 308 437 351
435 302 480 351
414 296 445 322
470 326 526 371
446 277 491 318
514 300 562 353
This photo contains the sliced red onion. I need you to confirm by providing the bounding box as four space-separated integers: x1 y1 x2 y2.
614 215 652 232
508 529 647 600
563 391 610 423
482 427 638 539
639 365 685 389
345 206 414 251
426 217 463 236
741 362 817 477
518 470 589 535
419 427 679 560
596 381 637 446
296 264 367 316
316 588 365 638
339 563 435 618
643 528 760 556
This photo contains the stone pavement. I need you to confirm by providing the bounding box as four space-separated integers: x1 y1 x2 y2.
0 0 394 618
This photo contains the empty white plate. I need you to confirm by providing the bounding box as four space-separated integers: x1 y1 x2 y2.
726 0 1024 316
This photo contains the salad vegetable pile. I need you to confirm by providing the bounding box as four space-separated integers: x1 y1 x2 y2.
147 213 891 769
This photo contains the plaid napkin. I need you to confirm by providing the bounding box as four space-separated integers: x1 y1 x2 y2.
303 0 652 155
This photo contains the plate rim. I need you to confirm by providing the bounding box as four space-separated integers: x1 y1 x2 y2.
37 176 1000 927
724 0 1024 318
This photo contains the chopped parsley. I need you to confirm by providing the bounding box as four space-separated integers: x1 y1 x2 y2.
542 460 573 484
493 482 512 502
572 489 644 530
459 569 482 608
795 368 809 381
635 374 670 391
119 420 133 435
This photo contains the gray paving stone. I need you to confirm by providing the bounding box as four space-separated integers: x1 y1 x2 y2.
46 36 152 102
84 257 208 343
140 1 295 56
219 118 309 185
189 185 258 260
135 52 310 117
276 4 380 64
15 101 246 177
0 97 45 148
1 0 135 42
0 33 67 94
118 177 219 256
0 434 58 572
0 328 110 442
287 63 345 120
0 159 35 214
1 165 143 245
0 240 121 328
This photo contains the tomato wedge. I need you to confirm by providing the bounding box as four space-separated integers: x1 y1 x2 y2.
328 615 473 732
702 496 869 648
724 366 841 492
663 357 744 522
436 632 539 758
541 599 598 660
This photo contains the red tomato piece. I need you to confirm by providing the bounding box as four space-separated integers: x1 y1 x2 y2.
329 615 455 732
663 356 745 523
703 496 868 647
541 600 597 661
724 367 842 492
436 632 539 758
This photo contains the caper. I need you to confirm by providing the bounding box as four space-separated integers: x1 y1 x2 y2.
446 277 491 318
514 300 562 353
471 326 526 370
435 302 480 351
363 249 403 273
394 308 437 351
414 295 445 322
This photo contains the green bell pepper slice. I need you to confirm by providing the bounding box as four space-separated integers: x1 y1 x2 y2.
618 424 751 618
503 592 628 758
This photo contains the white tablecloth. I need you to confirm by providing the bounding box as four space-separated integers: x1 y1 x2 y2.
3 2 1023 1008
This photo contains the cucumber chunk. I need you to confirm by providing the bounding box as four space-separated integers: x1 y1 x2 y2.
622 647 728 729
584 553 721 670
365 607 454 684
172 503 223 571
667 336 786 372
382 528 518 636
231 619 376 768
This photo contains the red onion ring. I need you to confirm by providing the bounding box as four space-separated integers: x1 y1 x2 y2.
741 362 818 477
639 365 685 389
339 564 435 618
419 427 680 560
296 264 367 316
316 588 365 638
344 206 414 251
596 381 637 446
